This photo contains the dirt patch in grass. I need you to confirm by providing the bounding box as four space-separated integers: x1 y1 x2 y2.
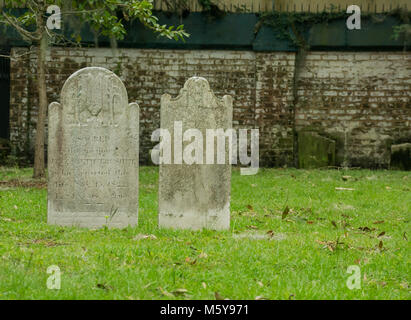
0 178 47 189
19 239 69 247
233 231 286 241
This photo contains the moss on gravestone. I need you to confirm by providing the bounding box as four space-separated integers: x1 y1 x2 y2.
298 131 335 169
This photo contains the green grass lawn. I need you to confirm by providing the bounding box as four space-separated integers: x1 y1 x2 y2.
0 166 409 300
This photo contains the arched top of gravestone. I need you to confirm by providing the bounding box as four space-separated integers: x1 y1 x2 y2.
61 67 127 98
59 67 130 127
161 76 232 109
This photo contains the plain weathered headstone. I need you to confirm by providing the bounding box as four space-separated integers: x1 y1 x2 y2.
158 77 233 230
390 143 411 171
48 67 139 228
298 131 335 169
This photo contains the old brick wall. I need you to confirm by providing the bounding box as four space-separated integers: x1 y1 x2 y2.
255 52 295 166
8 47 411 167
295 51 411 168
9 49 31 158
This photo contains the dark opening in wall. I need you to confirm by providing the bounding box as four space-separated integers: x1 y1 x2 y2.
0 48 10 140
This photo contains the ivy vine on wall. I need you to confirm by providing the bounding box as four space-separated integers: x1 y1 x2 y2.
159 1 410 49
255 8 411 49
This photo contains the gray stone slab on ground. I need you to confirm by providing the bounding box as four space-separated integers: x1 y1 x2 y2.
159 77 232 230
48 67 139 228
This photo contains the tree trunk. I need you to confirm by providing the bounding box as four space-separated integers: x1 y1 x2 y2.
33 32 48 178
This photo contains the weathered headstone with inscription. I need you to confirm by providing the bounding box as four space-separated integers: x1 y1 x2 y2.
48 67 139 228
159 77 232 230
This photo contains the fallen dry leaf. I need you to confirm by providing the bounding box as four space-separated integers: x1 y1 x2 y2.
282 206 290 219
246 204 254 211
185 257 197 265
96 283 113 290
142 282 155 289
133 234 157 240
172 288 188 296
24 239 63 247
159 287 174 298
377 231 386 238
358 226 375 232
246 225 258 230
215 292 225 300
315 239 343 252
198 252 208 259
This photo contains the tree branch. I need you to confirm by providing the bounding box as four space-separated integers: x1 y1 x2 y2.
1 11 40 41
0 48 34 61
61 9 104 15
0 54 15 60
